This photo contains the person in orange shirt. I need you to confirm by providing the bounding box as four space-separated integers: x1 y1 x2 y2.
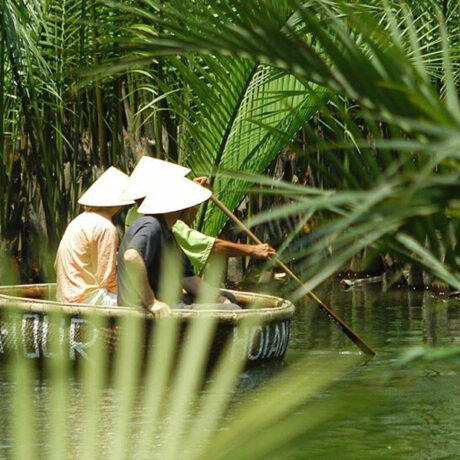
55 167 134 306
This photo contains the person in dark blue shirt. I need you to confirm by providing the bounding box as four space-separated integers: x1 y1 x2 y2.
117 213 195 310
117 175 238 316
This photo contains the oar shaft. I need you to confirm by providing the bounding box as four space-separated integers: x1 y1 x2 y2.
211 195 376 357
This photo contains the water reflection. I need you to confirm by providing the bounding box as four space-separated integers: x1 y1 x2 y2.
289 282 460 353
283 282 460 459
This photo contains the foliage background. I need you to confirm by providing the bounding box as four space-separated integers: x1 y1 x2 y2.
1 0 460 290
2 0 460 458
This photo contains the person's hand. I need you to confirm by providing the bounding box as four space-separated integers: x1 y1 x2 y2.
218 295 232 304
251 243 276 260
149 300 171 318
193 176 210 188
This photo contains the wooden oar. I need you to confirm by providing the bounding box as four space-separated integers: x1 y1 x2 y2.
211 195 376 357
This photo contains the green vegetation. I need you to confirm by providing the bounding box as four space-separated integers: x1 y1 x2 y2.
1 0 460 457
1 0 460 288
133 0 460 291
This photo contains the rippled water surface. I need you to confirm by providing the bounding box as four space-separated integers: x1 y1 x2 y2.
1 282 460 459
284 283 460 459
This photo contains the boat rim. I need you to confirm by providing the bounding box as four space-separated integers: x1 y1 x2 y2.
0 283 295 323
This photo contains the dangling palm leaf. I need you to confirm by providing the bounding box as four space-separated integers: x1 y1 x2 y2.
203 68 327 237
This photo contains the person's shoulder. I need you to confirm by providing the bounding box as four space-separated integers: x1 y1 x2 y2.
70 212 89 225
172 220 193 240
93 212 115 227
82 212 116 236
173 219 210 241
172 219 190 232
129 215 162 233
66 212 104 231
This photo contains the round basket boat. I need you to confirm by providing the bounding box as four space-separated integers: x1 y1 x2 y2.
0 284 295 366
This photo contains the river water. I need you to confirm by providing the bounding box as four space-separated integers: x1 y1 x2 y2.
279 282 460 459
1 282 460 459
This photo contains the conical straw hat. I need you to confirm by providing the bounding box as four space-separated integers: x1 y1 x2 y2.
138 176 211 214
78 167 135 207
125 156 191 200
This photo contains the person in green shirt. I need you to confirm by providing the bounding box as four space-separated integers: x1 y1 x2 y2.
124 157 275 274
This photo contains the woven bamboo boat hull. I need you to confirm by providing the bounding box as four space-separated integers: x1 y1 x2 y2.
0 284 295 366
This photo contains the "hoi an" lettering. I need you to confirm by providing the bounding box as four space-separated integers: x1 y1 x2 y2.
232 320 290 361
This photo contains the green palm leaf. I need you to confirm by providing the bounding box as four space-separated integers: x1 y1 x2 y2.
169 57 329 236
199 68 329 236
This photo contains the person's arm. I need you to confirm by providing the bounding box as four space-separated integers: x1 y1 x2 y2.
182 275 202 297
123 248 170 317
213 239 276 260
182 275 231 304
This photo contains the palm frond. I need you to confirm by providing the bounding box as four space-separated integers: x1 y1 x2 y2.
118 0 460 285
122 2 330 236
